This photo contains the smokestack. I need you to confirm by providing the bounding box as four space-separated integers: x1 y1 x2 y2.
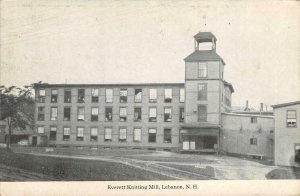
244 100 250 111
260 103 264 112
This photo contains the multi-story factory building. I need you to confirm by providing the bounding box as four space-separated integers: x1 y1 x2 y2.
33 83 185 151
31 32 275 156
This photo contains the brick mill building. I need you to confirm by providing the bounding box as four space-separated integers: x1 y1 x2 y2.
30 32 276 158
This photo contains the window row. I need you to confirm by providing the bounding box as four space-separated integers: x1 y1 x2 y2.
37 126 175 143
37 88 185 103
38 106 185 122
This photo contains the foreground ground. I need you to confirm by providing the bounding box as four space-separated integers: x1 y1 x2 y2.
0 146 299 180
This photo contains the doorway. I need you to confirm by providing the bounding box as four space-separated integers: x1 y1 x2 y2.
182 135 217 150
32 136 37 146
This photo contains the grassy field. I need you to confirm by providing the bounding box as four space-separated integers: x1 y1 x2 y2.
0 148 172 181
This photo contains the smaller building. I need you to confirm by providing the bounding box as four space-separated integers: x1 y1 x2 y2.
221 112 274 159
0 102 35 145
0 120 34 145
272 101 300 166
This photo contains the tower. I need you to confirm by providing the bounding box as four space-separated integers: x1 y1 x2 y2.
181 32 231 152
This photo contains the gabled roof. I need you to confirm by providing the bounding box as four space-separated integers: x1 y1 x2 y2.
271 101 300 109
184 50 225 65
194 32 217 42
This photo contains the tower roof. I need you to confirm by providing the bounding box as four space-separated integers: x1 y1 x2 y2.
194 32 217 43
184 50 225 65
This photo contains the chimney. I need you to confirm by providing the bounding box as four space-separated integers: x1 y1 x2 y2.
244 100 250 111
260 103 264 112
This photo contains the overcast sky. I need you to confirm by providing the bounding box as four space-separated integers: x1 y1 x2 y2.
0 0 299 109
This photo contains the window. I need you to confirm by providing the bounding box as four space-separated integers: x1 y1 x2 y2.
179 129 183 143
64 89 71 103
50 127 57 141
37 107 45 121
198 105 207 122
37 89 45 103
134 89 142 102
63 107 71 121
105 89 113 103
51 89 58 103
250 138 257 145
180 88 185 103
179 107 184 122
63 127 70 141
50 107 58 121
0 125 5 133
119 107 127 122
149 107 157 122
133 128 141 142
91 107 99 121
105 107 113 121
134 107 142 122
148 128 156 143
90 127 98 142
198 63 208 78
77 89 85 103
77 127 84 141
164 107 172 122
104 127 112 142
164 88 172 103
77 107 85 121
251 117 257 124
149 89 157 102
163 128 172 143
91 88 99 103
119 128 127 142
37 126 44 134
198 84 207 100
287 110 297 127
120 89 127 103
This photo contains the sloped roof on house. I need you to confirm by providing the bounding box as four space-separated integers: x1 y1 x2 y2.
271 101 300 109
184 50 225 65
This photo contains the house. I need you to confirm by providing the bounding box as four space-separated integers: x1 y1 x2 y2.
272 101 300 166
0 103 34 145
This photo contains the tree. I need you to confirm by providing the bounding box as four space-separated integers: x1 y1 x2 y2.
0 85 34 149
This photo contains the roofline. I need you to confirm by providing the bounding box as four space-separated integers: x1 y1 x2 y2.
33 82 185 88
271 101 300 109
224 80 234 93
222 112 274 118
193 32 217 42
181 125 220 129
184 58 226 65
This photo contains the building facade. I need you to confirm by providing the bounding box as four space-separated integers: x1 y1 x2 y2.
221 112 274 159
272 101 300 166
32 83 185 150
31 32 277 157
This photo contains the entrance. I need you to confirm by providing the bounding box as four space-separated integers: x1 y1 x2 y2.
182 135 218 151
32 136 37 146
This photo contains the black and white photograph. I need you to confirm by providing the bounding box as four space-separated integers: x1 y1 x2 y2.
0 0 299 195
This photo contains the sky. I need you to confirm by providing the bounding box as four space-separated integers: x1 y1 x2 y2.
0 0 299 110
